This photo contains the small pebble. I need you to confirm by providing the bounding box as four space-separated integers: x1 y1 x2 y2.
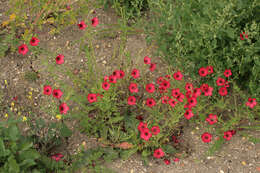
220 170 224 173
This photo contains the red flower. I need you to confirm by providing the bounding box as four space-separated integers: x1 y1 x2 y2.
151 126 160 135
216 77 226 86
171 88 180 98
158 86 167 93
224 69 232 78
240 33 244 40
173 71 183 80
160 80 170 89
136 115 143 121
223 131 233 141
144 56 151 64
145 83 155 93
156 76 164 85
206 114 218 125
140 128 152 141
185 91 192 99
18 44 28 55
201 132 212 143
176 93 185 102
43 85 52 95
198 67 208 77
87 93 97 103
153 148 165 159
164 159 171 165
129 83 138 93
161 95 169 104
149 63 156 72
168 98 177 108
91 17 99 27
51 153 64 162
206 66 214 74
56 54 64 65
229 130 236 135
59 103 69 114
131 69 140 78
127 96 136 105
192 88 201 98
219 87 228 96
184 109 194 120
52 89 63 99
246 97 257 108
187 97 197 108
138 122 147 132
104 76 109 81
112 70 121 79
201 84 213 96
165 75 171 79
146 98 156 107
78 21 87 30
172 136 179 143
185 83 193 92
109 75 117 83
66 5 71 10
30 37 39 46
102 82 110 90
173 158 180 162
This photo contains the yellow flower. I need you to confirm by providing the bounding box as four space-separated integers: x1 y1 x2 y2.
9 13 16 21
18 112 21 116
2 20 9 27
56 114 62 120
22 116 27 122
11 102 15 107
28 91 32 95
4 113 8 118
28 95 32 99
4 80 8 85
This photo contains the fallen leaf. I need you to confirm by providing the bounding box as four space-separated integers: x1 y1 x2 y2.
115 142 133 149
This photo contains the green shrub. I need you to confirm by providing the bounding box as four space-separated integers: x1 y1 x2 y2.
145 0 260 97
99 0 149 20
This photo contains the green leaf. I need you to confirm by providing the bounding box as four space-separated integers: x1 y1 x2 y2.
19 159 36 169
120 148 138 160
7 156 20 173
109 116 124 123
60 124 72 138
18 141 33 152
162 144 177 154
8 125 20 141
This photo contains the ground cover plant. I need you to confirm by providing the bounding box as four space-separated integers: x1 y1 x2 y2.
0 0 259 172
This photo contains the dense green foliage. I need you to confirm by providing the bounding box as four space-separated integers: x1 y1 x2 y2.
145 0 260 97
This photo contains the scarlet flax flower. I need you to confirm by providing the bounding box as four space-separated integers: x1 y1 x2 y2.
207 66 214 74
78 20 87 30
91 17 99 27
219 87 228 96
246 98 257 108
223 131 233 141
140 128 152 141
216 77 226 86
109 75 117 83
145 83 155 93
171 88 180 98
185 83 193 92
144 56 151 64
184 109 194 120
146 98 156 107
201 132 212 143
18 44 28 55
164 159 170 165
198 67 208 77
30 37 39 46
224 69 232 78
161 96 169 104
168 98 178 108
43 85 52 95
51 153 64 162
127 96 136 105
153 148 165 159
87 93 97 103
138 122 147 132
56 54 64 65
206 114 218 125
173 71 183 80
59 103 69 114
53 89 63 99
129 83 138 93
131 68 140 78
149 63 156 72
151 126 160 135
102 82 110 90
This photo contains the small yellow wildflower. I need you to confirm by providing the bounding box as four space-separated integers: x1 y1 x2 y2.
28 91 32 95
22 116 27 122
9 13 16 21
4 113 8 118
28 95 32 99
2 20 9 27
4 80 8 85
56 114 62 120
18 112 21 116
11 102 15 107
